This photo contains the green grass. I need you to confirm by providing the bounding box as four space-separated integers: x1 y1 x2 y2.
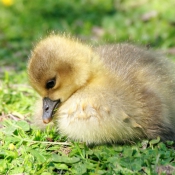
1 118 175 174
1 0 175 174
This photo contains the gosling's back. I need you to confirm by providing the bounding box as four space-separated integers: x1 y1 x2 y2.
94 44 175 141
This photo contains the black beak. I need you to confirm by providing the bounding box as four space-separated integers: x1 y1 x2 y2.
42 97 61 124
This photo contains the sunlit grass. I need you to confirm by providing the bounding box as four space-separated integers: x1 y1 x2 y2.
0 0 175 174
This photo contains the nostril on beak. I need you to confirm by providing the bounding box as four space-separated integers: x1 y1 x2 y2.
45 105 49 112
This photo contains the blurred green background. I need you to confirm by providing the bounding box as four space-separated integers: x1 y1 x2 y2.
0 0 175 71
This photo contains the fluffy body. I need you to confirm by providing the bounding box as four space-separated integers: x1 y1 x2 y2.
28 34 175 144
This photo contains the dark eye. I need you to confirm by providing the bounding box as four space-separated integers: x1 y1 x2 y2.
46 78 56 89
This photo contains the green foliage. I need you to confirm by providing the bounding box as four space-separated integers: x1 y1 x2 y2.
1 0 175 174
0 71 36 115
0 120 175 174
0 0 175 69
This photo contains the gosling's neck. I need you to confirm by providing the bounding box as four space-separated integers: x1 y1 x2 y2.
85 54 112 89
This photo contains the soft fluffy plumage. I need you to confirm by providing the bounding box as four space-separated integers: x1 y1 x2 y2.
28 34 175 144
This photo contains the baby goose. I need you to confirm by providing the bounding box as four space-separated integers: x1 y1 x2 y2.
28 34 175 144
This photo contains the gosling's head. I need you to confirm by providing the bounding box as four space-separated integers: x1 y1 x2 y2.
28 34 94 123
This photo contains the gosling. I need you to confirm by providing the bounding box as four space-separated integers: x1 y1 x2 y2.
28 34 175 144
